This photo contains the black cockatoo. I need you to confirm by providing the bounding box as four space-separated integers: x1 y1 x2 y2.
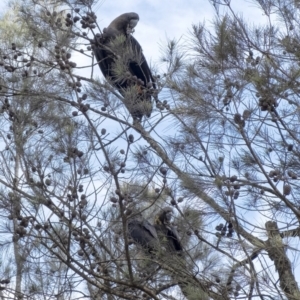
92 12 156 121
154 207 183 253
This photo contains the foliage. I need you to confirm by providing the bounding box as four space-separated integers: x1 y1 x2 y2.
0 0 300 299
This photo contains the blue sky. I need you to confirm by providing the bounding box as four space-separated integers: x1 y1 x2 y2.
1 0 300 296
0 0 265 75
92 0 264 66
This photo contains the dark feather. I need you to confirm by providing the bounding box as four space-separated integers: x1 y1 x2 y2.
128 219 158 252
127 35 156 89
155 208 183 253
92 13 156 120
128 208 182 255
155 224 183 253
167 226 183 252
